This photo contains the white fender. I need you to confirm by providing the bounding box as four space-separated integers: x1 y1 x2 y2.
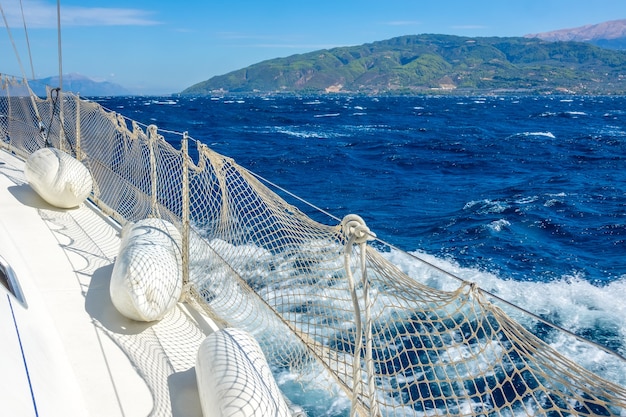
196 328 291 417
24 147 92 208
110 218 183 322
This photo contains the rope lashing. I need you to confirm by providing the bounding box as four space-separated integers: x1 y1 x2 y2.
341 214 375 245
341 214 380 417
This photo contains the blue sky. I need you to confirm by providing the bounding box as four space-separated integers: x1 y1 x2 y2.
2 0 626 94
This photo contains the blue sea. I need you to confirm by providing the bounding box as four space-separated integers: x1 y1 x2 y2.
95 94 626 414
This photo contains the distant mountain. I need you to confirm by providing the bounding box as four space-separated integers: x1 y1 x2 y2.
525 19 626 50
29 73 131 97
181 34 626 95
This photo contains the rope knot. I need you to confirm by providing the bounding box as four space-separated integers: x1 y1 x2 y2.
341 214 375 245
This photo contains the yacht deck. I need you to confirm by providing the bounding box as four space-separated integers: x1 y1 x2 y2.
0 147 215 417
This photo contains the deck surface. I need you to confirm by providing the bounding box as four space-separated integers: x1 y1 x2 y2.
0 147 214 417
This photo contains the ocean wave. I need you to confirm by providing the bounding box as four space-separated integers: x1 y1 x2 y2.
537 111 587 118
487 219 511 232
544 198 564 207
515 195 539 204
383 248 626 386
200 234 626 415
273 126 349 139
463 199 509 214
150 99 178 105
314 113 340 118
511 131 556 139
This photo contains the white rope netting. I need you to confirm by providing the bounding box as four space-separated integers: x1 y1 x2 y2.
2 76 625 416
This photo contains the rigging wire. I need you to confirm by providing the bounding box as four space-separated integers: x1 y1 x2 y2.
56 0 62 89
0 2 29 80
18 0 35 80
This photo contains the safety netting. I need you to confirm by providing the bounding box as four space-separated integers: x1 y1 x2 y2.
2 75 625 416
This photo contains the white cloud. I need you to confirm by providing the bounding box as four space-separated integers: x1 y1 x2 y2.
215 32 337 49
451 25 488 30
217 32 289 41
246 43 339 49
0 0 159 29
385 20 421 26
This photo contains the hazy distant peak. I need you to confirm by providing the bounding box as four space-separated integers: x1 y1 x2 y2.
525 19 626 42
29 73 132 97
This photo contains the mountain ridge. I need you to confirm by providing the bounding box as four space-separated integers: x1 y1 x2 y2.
181 34 626 96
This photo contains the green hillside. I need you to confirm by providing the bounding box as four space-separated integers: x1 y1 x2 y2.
182 34 626 95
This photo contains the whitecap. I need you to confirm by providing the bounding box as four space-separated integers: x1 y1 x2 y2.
151 99 177 105
544 192 567 207
382 248 626 387
525 131 556 138
507 131 556 139
544 199 561 207
488 219 510 232
463 199 508 214
515 195 538 204
273 126 348 139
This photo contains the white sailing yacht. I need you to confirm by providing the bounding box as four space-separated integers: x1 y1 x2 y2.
2 2 626 417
